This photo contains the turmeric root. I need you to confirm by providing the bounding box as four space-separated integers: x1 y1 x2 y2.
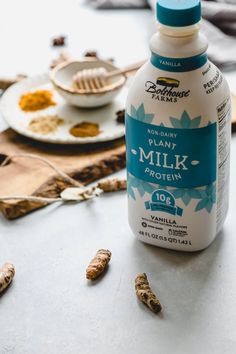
0 263 15 293
86 249 112 280
135 273 162 314
97 178 127 192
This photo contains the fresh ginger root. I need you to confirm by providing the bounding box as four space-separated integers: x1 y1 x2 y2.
97 178 127 192
0 262 15 293
86 249 112 280
135 273 162 314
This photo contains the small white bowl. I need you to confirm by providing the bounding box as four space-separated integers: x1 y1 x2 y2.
50 59 126 108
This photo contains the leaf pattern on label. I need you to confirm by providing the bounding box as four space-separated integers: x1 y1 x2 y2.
128 172 216 213
130 103 155 124
195 183 216 213
191 160 200 166
165 184 216 213
170 111 201 129
170 188 202 206
130 103 167 125
127 173 156 200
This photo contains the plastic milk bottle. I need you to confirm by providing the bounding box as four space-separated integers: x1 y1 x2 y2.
126 0 231 251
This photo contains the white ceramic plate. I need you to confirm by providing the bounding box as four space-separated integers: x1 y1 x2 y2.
0 73 126 144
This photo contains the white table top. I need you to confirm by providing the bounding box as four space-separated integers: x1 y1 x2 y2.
0 2 236 353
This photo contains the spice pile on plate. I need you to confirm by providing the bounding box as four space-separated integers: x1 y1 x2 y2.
28 115 64 135
69 121 101 138
19 90 56 112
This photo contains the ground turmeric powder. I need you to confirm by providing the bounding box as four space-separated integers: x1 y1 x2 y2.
69 121 100 138
135 273 162 314
0 262 15 293
19 90 56 112
86 249 111 280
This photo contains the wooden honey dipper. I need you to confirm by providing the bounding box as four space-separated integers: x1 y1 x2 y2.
73 60 146 92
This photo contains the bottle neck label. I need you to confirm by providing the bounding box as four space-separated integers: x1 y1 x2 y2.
151 52 208 72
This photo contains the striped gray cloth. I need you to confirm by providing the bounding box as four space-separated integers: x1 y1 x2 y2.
148 0 236 69
89 0 149 9
90 0 236 68
202 0 236 36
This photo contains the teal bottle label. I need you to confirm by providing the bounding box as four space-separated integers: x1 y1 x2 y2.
126 113 217 189
145 189 183 216
150 52 208 72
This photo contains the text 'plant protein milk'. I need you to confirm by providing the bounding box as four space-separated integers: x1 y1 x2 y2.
125 0 231 251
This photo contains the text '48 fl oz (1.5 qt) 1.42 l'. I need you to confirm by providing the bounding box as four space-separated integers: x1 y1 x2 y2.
125 0 231 251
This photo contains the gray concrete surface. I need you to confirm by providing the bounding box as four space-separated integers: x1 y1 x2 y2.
0 2 236 353
1 175 236 354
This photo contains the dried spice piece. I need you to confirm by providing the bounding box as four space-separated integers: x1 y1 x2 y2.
233 121 236 133
0 263 15 293
50 50 71 69
116 109 125 124
0 74 27 91
86 249 112 280
135 273 162 314
28 115 64 135
98 178 126 192
83 50 114 63
52 35 66 47
84 50 98 58
0 154 8 165
19 90 56 112
61 178 126 201
69 121 100 138
232 95 236 133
